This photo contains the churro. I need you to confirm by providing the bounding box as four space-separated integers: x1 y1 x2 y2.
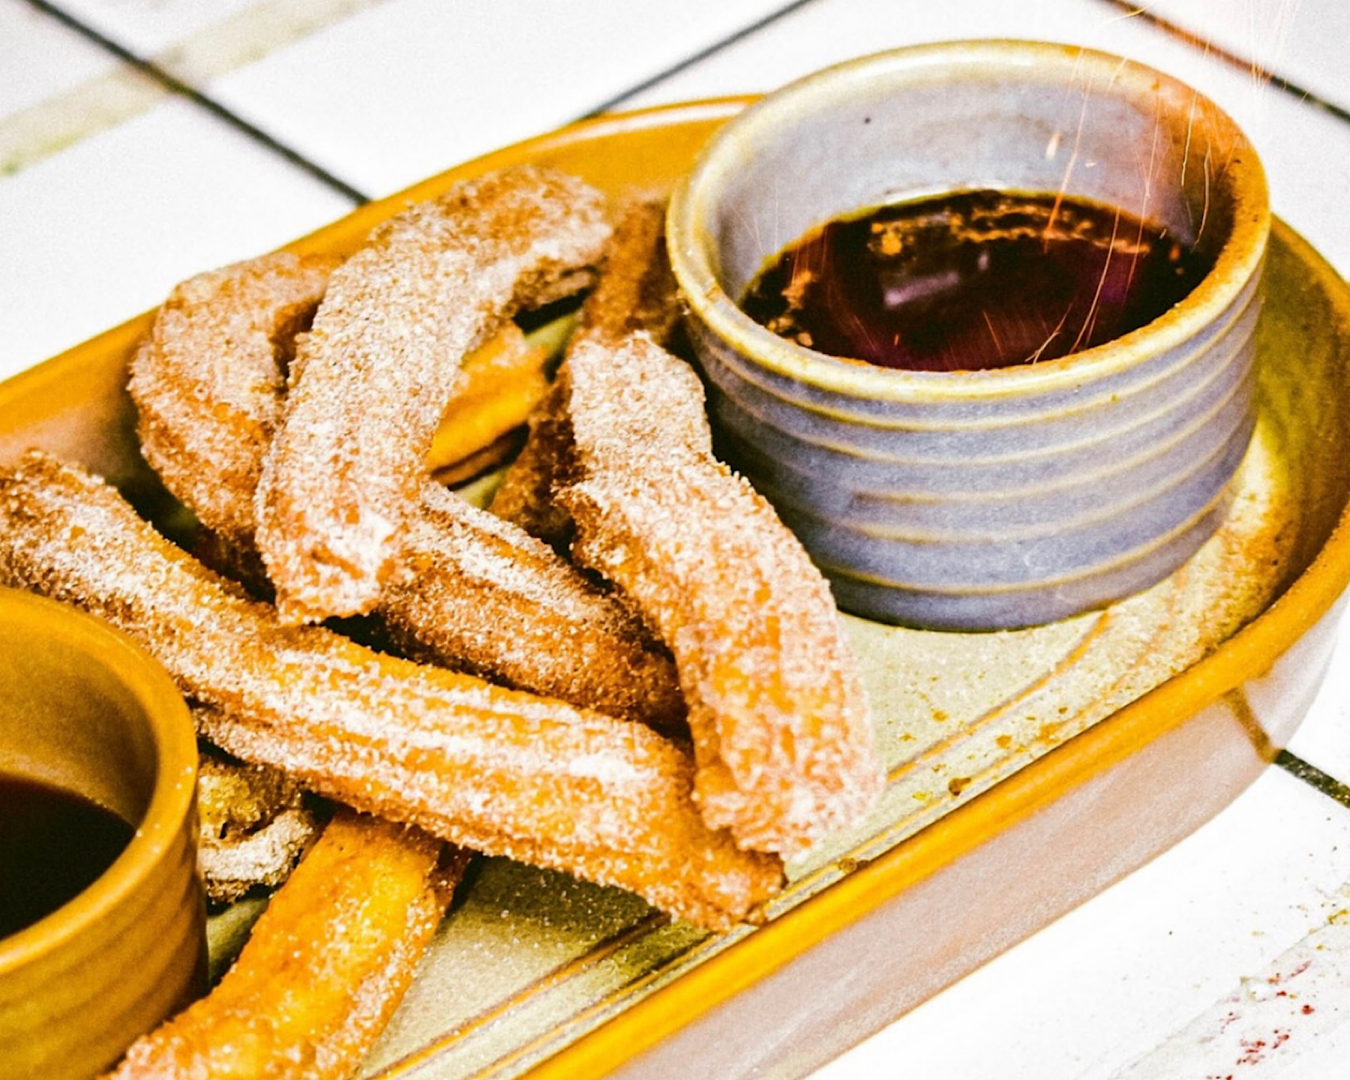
255 165 612 623
555 333 883 858
195 743 319 904
383 480 685 732
129 251 341 548
0 452 781 928
106 810 466 1080
426 321 556 482
129 250 683 729
491 198 681 545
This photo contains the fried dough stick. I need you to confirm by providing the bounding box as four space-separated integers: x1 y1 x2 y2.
129 251 683 731
195 745 320 904
553 334 883 859
491 198 681 545
255 165 612 624
0 453 780 929
130 252 341 548
384 482 685 732
106 810 467 1080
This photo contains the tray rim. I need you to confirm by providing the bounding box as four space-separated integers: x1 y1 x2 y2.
3 97 1349 1080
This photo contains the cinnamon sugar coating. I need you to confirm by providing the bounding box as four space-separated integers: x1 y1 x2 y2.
255 165 612 623
130 249 683 729
106 810 465 1080
555 334 883 858
492 198 682 544
384 481 685 732
129 251 341 547
0 453 781 928
195 742 319 903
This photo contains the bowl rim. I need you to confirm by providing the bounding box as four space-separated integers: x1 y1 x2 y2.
0 587 198 971
666 38 1272 404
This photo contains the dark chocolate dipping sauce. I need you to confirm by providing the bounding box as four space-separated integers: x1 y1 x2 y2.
740 189 1212 372
0 774 134 938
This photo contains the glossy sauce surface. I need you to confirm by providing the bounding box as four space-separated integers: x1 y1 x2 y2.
740 189 1212 372
0 774 134 938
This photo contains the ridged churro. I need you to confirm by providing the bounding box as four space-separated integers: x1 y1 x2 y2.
491 198 681 545
195 743 320 904
129 251 340 548
426 321 556 482
554 333 883 859
384 480 685 732
255 165 612 623
106 810 466 1080
129 250 683 729
0 452 780 928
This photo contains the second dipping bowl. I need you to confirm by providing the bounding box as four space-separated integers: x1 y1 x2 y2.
667 40 1270 630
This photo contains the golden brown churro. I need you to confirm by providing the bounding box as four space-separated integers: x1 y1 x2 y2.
106 810 466 1080
129 251 340 548
554 333 883 859
425 322 554 481
383 481 686 732
129 252 683 729
255 165 612 624
491 199 681 544
0 453 781 928
195 744 320 904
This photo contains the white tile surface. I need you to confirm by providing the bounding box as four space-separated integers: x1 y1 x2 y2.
0 0 119 118
1142 0 1350 116
0 97 352 378
204 0 801 197
814 767 1350 1080
1110 893 1350 1078
622 0 1350 279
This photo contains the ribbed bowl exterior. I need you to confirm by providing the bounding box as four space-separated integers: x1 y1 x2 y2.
694 270 1261 629
0 588 204 1080
670 41 1271 630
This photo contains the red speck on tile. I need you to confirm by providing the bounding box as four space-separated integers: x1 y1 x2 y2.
1237 1037 1268 1065
1268 960 1313 985
1237 1029 1293 1066
1302 1004 1315 1015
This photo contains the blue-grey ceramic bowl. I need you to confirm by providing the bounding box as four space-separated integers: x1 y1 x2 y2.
667 40 1270 630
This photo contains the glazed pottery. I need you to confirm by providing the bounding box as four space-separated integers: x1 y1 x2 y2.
667 40 1270 629
0 587 204 1080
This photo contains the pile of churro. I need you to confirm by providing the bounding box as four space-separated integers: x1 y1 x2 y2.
0 164 881 1078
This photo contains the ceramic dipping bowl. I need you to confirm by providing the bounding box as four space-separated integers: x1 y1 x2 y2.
0 587 204 1080
667 40 1270 630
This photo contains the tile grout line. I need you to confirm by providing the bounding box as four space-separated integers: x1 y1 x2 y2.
1097 0 1350 127
1275 749 1350 811
21 0 372 204
579 0 825 117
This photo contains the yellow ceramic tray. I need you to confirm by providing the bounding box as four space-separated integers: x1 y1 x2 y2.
3 99 1350 1080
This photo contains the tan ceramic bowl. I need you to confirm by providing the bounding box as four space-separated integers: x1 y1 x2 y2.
0 587 204 1080
668 41 1271 630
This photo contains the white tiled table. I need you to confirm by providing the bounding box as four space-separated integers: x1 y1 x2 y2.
4 2 1349 1077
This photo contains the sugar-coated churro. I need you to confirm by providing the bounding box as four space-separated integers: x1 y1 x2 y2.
195 743 320 904
384 480 686 732
105 809 466 1080
426 321 555 482
0 452 780 928
130 250 684 729
129 251 340 548
555 333 883 859
255 165 612 624
491 198 681 545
